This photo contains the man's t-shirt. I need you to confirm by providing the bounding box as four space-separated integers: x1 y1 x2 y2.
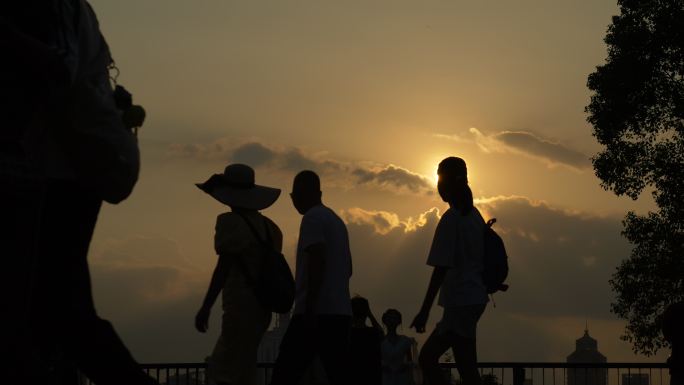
426 207 488 307
293 204 352 316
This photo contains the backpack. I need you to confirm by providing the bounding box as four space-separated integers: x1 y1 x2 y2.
482 218 509 294
235 213 295 314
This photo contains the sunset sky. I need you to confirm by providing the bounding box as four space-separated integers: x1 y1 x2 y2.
86 0 666 363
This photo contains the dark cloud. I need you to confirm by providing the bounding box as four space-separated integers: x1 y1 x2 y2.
277 148 320 171
478 196 629 318
170 139 432 195
232 142 320 172
231 142 276 167
353 165 432 193
90 236 213 362
493 131 590 170
439 128 591 171
343 209 399 235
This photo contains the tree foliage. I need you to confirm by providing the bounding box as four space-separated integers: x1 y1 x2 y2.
586 0 684 355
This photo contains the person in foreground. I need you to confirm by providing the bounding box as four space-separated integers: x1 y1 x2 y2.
195 164 282 385
411 157 488 385
270 170 353 385
2 1 153 384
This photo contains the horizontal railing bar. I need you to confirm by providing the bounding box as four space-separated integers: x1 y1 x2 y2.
451 362 669 369
138 362 668 369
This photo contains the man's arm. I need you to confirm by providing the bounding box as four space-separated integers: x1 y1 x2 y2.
304 242 326 321
366 301 384 338
195 255 231 333
410 266 448 333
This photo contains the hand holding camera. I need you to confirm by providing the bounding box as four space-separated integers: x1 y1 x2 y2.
113 84 145 134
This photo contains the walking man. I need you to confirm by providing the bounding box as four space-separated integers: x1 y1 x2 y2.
270 170 353 385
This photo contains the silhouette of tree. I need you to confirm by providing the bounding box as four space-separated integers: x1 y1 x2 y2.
586 0 684 355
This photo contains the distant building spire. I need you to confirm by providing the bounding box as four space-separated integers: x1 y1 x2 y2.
567 326 607 385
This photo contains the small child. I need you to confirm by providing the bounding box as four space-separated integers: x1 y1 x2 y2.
350 296 385 385
381 309 416 385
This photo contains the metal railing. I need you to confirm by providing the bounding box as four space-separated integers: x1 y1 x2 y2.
448 363 670 385
77 362 670 385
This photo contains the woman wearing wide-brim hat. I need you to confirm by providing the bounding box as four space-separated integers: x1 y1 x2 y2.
194 164 283 385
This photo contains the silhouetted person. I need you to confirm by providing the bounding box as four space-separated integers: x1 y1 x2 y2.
195 164 282 385
270 170 353 385
381 309 416 385
664 301 684 385
411 157 488 385
350 296 384 385
2 1 154 384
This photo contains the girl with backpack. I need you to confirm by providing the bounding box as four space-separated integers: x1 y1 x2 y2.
410 157 488 385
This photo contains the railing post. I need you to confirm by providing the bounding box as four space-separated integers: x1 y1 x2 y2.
514 367 526 385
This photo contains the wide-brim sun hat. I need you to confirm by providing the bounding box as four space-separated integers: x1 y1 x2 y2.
196 164 281 210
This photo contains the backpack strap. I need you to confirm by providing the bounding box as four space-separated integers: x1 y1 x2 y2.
232 212 274 287
228 250 256 288
235 212 274 248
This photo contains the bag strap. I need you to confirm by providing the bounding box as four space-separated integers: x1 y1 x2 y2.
235 212 274 248
231 251 256 287
230 212 268 287
232 212 274 288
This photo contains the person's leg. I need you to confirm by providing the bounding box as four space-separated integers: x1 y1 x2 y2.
240 311 272 385
270 315 317 385
450 333 481 385
209 303 272 385
31 180 156 385
418 330 454 385
316 315 351 385
449 304 485 385
0 173 50 385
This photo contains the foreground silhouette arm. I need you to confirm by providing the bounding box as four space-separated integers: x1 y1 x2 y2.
304 242 326 324
410 266 447 333
195 255 232 333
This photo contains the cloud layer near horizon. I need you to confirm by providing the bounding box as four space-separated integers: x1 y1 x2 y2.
346 196 627 319
438 128 590 171
345 196 634 360
170 139 433 194
91 195 641 362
